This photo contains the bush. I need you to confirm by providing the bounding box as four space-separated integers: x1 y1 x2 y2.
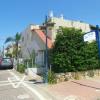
17 64 25 73
5 53 12 57
48 70 56 84
50 27 99 73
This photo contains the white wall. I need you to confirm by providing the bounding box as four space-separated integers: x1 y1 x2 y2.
47 17 91 42
20 25 45 66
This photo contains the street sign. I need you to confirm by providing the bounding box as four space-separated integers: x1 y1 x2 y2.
83 31 96 42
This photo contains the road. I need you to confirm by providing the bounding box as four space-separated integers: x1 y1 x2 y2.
0 69 36 100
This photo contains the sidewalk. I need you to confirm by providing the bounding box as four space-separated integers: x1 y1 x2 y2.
41 79 100 100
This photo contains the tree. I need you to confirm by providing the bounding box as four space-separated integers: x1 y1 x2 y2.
5 32 21 59
50 27 99 73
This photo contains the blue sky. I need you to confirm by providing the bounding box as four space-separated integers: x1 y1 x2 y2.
0 0 100 47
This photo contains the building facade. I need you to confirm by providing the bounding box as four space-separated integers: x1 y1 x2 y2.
20 25 52 66
44 16 91 42
20 15 92 67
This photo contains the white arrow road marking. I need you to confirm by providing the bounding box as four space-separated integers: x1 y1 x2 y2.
8 70 48 100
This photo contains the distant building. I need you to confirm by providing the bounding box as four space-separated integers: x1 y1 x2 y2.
20 14 92 67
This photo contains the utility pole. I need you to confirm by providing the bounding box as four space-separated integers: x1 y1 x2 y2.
45 16 48 83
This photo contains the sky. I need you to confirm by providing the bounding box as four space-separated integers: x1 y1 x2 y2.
0 0 100 48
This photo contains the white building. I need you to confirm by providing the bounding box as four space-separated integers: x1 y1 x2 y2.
44 16 91 42
20 14 92 67
21 25 52 66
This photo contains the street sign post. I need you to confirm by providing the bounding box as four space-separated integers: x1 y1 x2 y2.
95 25 100 59
84 25 100 59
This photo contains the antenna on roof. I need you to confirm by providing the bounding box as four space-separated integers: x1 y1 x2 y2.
49 11 53 18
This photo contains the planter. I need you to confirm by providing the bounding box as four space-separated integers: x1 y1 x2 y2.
25 68 44 81
25 67 45 75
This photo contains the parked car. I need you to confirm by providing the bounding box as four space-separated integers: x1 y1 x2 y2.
0 58 13 69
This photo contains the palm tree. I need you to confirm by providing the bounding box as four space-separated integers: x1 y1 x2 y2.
5 32 21 59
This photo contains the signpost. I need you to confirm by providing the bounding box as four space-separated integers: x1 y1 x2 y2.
95 25 100 58
84 25 100 59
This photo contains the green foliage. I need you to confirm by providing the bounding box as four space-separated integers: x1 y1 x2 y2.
5 32 21 58
17 64 25 73
50 27 99 73
48 70 56 84
5 53 12 57
5 32 21 44
15 32 21 42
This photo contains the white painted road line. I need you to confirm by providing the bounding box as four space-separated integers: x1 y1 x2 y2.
64 95 80 100
0 82 23 87
0 83 11 86
7 70 20 81
8 75 26 88
17 94 30 99
0 80 11 83
8 70 47 100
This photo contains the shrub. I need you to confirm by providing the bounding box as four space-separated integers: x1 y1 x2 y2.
50 27 99 73
17 64 25 73
48 70 56 84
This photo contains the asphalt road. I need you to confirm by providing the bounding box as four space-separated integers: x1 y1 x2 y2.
0 69 35 100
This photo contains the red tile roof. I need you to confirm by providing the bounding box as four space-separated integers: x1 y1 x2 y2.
33 29 52 48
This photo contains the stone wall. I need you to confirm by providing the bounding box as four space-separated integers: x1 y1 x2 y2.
55 70 100 83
